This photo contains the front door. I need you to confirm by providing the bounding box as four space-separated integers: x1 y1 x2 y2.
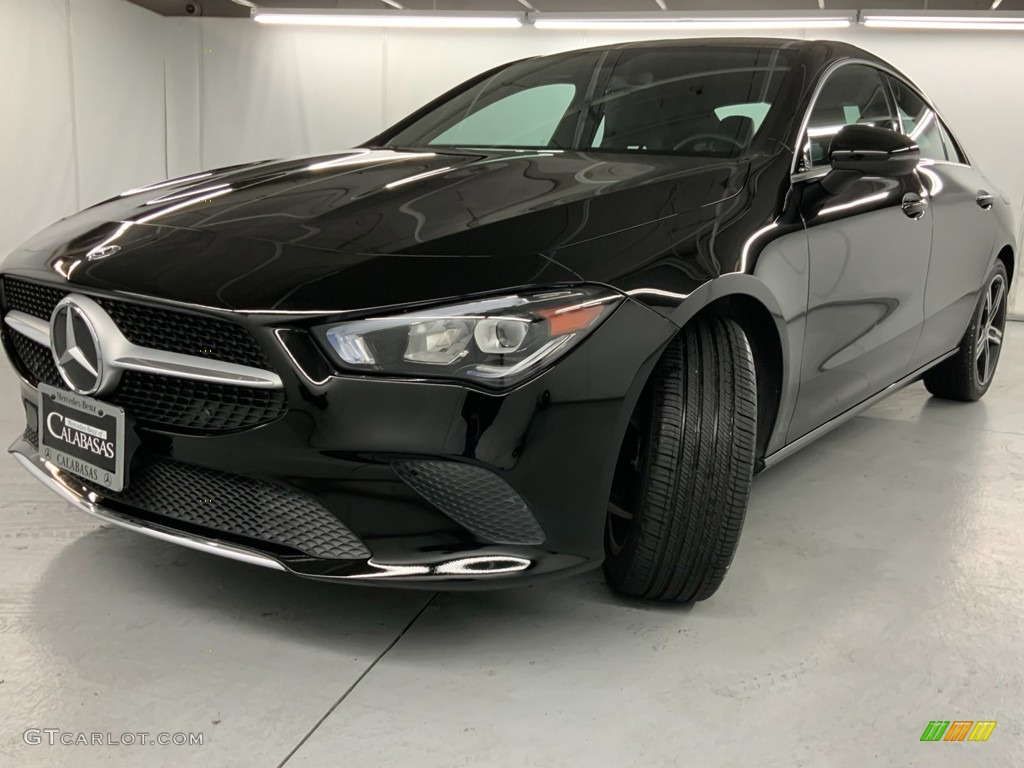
788 63 933 442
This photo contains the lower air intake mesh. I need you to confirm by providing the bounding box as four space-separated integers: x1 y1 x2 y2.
101 461 371 560
392 460 545 545
23 428 368 561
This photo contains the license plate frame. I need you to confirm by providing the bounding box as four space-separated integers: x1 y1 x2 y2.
37 383 127 492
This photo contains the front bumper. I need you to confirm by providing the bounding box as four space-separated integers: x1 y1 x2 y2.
4 288 678 588
10 435 590 585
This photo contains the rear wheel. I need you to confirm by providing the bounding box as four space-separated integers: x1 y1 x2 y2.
923 261 1009 401
604 315 757 603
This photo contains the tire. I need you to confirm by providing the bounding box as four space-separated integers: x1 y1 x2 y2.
923 260 1009 402
604 315 757 603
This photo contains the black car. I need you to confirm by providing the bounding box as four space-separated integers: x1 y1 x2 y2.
1 39 1014 602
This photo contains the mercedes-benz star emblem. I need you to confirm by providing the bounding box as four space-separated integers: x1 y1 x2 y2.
86 244 121 261
50 300 103 395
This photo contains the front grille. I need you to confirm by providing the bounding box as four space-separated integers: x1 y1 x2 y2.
96 300 273 370
9 329 61 385
115 371 287 432
22 428 368 561
2 276 273 369
393 461 545 545
7 332 286 433
1 276 286 434
3 278 64 320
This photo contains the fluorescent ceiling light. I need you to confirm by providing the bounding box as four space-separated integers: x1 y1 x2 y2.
533 15 852 31
253 11 523 29
863 14 1024 30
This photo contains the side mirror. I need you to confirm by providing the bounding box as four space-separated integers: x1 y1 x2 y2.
820 124 920 195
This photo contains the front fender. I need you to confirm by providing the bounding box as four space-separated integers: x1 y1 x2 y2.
624 269 806 459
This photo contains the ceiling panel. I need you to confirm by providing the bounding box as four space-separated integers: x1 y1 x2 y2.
128 0 248 16
125 0 1024 14
398 0 527 9
662 0 823 9
849 1 924 6
255 0 399 8
922 0 1003 7
529 0 663 10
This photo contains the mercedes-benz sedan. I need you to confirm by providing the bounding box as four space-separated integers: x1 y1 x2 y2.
1 38 1014 602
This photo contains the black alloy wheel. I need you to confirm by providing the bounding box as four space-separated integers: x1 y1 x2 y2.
924 260 1010 401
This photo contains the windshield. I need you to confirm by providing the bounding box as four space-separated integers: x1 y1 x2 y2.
383 46 793 159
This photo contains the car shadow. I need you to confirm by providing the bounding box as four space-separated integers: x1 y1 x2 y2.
29 524 428 653
27 395 979 666
28 516 697 665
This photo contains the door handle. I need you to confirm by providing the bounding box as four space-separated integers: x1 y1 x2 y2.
976 190 995 210
901 192 928 220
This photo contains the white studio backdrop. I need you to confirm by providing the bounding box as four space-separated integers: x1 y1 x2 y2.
1 2 1022 311
0 0 79 263
0 0 176 260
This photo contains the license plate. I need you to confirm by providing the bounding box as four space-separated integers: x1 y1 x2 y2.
38 383 126 492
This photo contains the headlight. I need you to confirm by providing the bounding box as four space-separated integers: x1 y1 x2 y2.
317 287 622 388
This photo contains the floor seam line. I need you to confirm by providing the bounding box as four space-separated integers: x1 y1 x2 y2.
856 413 1024 436
276 592 439 768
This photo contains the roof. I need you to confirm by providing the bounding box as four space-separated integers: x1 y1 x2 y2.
535 37 886 67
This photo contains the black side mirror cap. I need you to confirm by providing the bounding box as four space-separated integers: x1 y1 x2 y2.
828 124 920 177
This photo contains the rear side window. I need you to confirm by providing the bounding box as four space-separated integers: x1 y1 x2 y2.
886 76 947 162
801 64 896 171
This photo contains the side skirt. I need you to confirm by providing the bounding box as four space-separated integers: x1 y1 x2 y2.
761 349 958 470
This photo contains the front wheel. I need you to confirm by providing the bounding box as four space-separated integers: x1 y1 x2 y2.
923 260 1009 401
604 315 757 603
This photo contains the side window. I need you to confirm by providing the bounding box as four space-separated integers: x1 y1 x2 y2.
801 64 896 171
938 119 967 164
886 77 947 162
430 83 576 148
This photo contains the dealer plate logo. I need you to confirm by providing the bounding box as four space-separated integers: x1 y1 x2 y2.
38 384 127 492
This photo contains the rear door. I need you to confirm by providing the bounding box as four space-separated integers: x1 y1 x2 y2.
885 76 997 368
788 63 933 441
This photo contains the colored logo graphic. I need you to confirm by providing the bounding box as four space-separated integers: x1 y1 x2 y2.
921 721 997 742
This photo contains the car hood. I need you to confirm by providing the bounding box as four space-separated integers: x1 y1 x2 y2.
2 148 747 313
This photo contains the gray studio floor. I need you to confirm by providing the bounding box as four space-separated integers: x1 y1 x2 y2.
2 325 1022 768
